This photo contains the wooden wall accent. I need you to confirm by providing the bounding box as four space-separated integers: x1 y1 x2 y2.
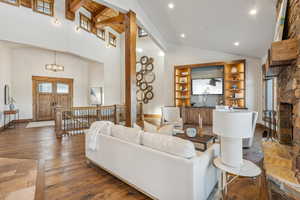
124 10 137 127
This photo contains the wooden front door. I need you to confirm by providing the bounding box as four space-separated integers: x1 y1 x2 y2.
33 76 73 121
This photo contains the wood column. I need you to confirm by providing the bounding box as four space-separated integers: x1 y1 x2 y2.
124 10 137 127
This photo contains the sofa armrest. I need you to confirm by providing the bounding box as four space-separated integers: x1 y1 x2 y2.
190 144 220 200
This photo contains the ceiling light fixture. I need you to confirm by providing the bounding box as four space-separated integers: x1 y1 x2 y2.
168 3 175 9
75 26 80 33
52 18 61 26
180 33 186 38
249 8 257 15
234 42 240 46
45 51 64 72
137 48 143 53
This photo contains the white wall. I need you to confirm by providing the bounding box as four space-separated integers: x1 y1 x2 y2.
0 42 12 126
164 44 263 123
88 61 104 104
0 2 122 105
10 47 101 119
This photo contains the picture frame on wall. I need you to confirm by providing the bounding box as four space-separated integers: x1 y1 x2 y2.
90 87 103 105
4 84 9 105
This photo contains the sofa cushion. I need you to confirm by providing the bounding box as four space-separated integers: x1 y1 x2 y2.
158 125 174 135
111 125 142 144
89 121 114 136
144 121 157 133
141 132 196 159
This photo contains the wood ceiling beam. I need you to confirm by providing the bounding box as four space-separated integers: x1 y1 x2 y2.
94 7 119 22
70 0 87 13
95 14 124 28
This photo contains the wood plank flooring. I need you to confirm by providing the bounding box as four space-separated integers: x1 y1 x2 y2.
0 123 273 200
0 124 149 200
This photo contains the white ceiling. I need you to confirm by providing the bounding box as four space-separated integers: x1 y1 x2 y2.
138 0 277 58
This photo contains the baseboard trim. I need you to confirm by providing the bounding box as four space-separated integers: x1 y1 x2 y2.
144 114 161 119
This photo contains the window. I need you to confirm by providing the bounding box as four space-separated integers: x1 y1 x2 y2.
138 27 148 38
0 0 20 6
57 83 69 94
80 13 91 32
38 82 52 93
109 32 117 47
96 29 105 41
34 0 54 16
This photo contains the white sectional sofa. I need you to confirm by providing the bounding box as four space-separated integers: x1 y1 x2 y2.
85 122 220 200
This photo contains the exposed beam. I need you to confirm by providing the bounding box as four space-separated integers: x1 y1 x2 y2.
94 7 119 22
125 10 137 127
95 15 124 28
70 0 86 13
109 24 125 34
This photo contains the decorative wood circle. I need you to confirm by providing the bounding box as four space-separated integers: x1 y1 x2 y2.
148 57 154 64
143 98 149 104
139 82 148 91
146 63 154 72
145 91 154 100
136 62 142 72
144 72 155 83
147 85 153 91
136 90 144 102
136 72 143 82
140 56 148 65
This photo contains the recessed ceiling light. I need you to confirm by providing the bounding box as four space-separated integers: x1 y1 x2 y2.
168 3 175 9
234 42 240 46
137 48 143 53
158 51 165 57
180 33 186 38
249 9 257 15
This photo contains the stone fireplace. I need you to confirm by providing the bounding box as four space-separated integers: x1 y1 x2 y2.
279 102 293 144
275 0 300 145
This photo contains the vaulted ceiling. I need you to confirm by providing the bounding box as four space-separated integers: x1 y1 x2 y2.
138 0 277 58
66 0 125 34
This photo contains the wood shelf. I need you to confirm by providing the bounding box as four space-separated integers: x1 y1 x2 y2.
224 61 246 108
174 67 191 107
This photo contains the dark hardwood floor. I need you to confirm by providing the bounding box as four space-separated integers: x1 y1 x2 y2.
0 122 276 200
0 124 149 200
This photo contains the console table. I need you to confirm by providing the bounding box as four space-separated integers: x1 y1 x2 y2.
175 133 216 151
4 109 19 129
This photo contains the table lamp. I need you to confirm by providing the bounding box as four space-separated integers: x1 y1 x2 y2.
213 110 257 168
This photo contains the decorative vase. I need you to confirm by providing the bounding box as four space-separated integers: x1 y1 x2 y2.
9 103 15 111
231 66 238 73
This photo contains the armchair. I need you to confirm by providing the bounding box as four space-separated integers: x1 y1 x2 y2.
161 107 183 130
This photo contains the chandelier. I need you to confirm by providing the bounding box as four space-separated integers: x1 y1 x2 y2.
45 51 64 72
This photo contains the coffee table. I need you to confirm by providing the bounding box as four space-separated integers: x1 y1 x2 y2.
175 133 216 151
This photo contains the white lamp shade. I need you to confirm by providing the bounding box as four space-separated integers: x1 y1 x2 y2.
213 110 253 138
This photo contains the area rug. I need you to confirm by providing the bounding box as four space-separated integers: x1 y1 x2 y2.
0 158 43 200
26 121 55 128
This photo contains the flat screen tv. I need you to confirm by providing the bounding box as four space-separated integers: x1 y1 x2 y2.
192 78 223 95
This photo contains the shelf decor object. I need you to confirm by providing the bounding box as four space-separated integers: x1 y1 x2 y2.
224 60 246 108
136 56 155 104
174 66 191 107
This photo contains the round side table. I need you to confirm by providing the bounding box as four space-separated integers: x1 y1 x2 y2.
213 157 262 199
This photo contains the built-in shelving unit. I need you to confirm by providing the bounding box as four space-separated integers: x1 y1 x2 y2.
174 67 191 107
224 60 246 108
174 60 246 108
